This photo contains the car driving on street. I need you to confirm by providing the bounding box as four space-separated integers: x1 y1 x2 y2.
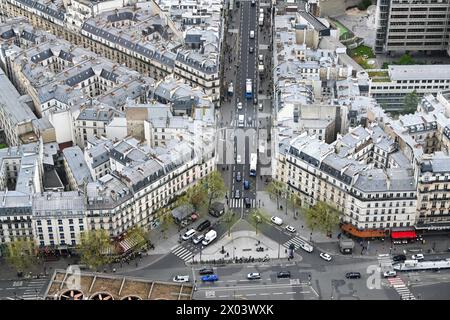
182 229 196 241
173 275 190 283
277 271 291 278
247 272 261 280
199 267 214 275
285 225 296 233
412 254 424 260
271 216 283 225
201 274 219 282
192 234 204 245
320 252 332 261
345 272 361 279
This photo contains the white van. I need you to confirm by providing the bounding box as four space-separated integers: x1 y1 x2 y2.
202 230 217 246
238 115 244 127
182 229 196 241
249 30 255 39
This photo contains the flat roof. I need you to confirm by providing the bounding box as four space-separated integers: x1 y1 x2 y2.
389 65 450 81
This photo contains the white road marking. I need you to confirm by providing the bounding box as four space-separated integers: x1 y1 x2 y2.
273 292 284 295
259 293 269 296
285 292 296 294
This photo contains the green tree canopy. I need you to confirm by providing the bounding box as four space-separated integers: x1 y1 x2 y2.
266 180 285 207
404 90 419 114
5 239 37 272
203 171 226 210
78 230 112 270
304 201 341 235
249 208 268 235
223 210 236 237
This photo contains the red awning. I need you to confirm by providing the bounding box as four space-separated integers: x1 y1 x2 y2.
391 230 417 239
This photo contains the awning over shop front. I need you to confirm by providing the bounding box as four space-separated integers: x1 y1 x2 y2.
391 230 417 239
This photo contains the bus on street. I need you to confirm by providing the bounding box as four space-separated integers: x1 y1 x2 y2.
250 153 257 176
245 79 252 99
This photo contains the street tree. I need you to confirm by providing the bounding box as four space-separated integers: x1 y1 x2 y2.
189 183 208 210
203 171 226 211
78 230 112 271
250 208 267 235
304 201 341 235
125 226 149 251
156 207 173 240
287 193 303 217
266 180 285 209
223 210 235 237
404 90 419 114
5 239 37 273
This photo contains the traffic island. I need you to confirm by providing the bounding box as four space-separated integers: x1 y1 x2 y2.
189 230 301 265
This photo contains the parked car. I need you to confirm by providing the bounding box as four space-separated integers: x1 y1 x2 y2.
173 275 190 283
271 216 283 226
319 253 332 261
345 272 361 279
247 272 261 280
192 234 205 245
285 225 296 233
199 267 214 275
235 189 241 199
277 271 291 278
393 254 407 262
201 274 219 282
412 254 424 260
182 229 196 241
196 220 211 232
383 270 397 278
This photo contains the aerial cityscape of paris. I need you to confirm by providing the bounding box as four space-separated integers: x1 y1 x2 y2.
0 0 449 303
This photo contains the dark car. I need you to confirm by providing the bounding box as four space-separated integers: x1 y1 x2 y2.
243 180 250 190
345 272 361 279
249 47 254 54
199 267 214 275
236 172 242 182
393 254 407 262
277 271 291 278
197 220 211 232
244 197 251 208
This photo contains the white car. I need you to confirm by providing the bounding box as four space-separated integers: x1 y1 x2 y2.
182 229 196 241
412 254 424 260
192 234 204 245
173 275 190 283
237 155 241 164
237 102 243 110
383 270 397 278
285 225 296 233
247 272 261 280
271 216 283 226
319 252 332 261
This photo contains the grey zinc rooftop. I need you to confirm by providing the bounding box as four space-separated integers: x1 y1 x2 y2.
0 191 32 213
353 168 415 192
389 65 450 81
63 146 92 187
33 192 85 213
0 69 37 126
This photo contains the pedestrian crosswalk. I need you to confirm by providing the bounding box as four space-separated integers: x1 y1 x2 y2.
377 254 393 272
228 198 256 208
230 120 258 128
172 245 195 262
388 277 415 300
21 279 48 300
282 236 308 250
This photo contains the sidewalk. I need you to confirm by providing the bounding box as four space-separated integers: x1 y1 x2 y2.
190 220 295 264
256 191 340 244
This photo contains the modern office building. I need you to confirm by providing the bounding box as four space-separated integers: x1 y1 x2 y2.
375 0 450 55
